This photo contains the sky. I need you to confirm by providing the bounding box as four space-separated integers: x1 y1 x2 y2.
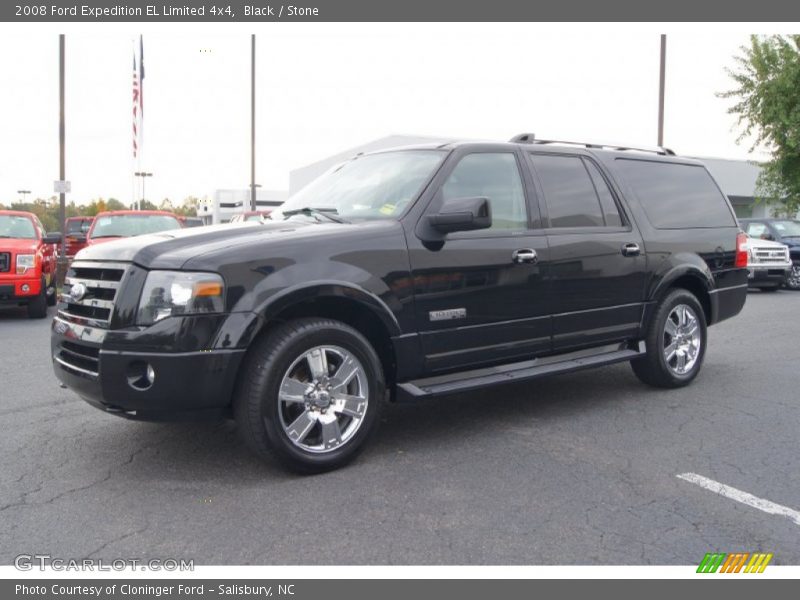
0 23 779 207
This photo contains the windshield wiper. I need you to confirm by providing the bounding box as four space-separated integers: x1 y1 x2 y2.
280 207 348 224
91 234 126 239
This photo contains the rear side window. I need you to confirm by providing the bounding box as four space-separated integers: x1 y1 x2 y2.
616 159 736 229
530 154 623 228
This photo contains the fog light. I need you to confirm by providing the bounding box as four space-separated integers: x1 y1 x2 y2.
21 284 30 293
126 360 155 391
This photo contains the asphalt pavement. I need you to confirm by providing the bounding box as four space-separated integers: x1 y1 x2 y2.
1 290 798 565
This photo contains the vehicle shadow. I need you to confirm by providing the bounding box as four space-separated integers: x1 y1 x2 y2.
80 363 650 481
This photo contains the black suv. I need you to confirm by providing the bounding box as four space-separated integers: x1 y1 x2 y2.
739 218 800 290
51 136 749 472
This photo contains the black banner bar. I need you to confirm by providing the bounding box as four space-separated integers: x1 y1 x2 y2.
3 0 800 22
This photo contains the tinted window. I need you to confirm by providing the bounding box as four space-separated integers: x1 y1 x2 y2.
530 154 604 227
585 160 623 227
441 153 527 230
616 160 736 229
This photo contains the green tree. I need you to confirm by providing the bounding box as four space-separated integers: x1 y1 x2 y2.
720 35 800 216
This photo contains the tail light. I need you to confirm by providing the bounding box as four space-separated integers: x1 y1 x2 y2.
735 232 748 268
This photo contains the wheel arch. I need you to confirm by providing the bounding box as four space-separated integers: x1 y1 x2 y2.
248 283 400 386
650 265 713 325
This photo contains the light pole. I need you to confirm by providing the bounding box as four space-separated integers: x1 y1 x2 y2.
134 171 153 209
17 189 31 203
657 34 667 147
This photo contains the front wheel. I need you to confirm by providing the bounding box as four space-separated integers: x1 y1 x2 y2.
234 318 384 474
27 278 48 319
785 264 800 290
631 289 707 388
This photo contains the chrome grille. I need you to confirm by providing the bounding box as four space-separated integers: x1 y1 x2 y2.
0 252 9 273
59 261 127 329
54 341 100 379
752 246 789 264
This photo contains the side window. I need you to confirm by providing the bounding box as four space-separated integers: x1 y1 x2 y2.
441 153 527 230
584 160 623 227
530 154 604 228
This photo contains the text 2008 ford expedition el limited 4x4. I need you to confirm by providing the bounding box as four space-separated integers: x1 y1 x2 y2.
52 136 748 472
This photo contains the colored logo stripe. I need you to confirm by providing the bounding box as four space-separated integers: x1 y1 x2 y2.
697 552 773 573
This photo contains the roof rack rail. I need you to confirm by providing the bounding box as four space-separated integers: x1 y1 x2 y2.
509 133 675 156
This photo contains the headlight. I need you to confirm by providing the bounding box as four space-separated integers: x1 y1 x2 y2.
137 271 225 325
16 254 35 274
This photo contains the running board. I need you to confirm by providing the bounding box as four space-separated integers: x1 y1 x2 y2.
396 341 645 401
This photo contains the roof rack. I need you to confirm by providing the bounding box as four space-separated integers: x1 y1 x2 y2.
509 133 675 156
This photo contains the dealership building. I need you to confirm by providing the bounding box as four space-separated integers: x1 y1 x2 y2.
208 135 785 224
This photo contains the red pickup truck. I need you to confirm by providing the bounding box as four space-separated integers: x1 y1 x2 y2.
0 210 61 318
83 210 183 246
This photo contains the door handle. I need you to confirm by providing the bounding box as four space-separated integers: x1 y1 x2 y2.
621 243 641 257
512 248 538 264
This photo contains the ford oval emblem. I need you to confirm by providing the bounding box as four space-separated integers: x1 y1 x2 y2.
69 282 87 302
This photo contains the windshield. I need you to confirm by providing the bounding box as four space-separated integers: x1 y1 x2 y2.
0 215 36 239
771 220 800 237
272 150 446 222
90 214 181 238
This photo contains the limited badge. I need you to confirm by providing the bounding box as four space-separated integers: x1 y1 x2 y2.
429 308 467 322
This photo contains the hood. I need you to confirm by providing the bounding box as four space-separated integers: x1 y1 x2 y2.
73 220 385 270
0 237 39 253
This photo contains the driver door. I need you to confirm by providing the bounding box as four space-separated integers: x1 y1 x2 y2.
406 149 551 373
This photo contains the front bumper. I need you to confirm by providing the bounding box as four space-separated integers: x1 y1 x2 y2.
51 315 246 420
747 265 790 288
0 276 42 305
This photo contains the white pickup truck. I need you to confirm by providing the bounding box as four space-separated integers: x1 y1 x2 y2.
745 236 792 291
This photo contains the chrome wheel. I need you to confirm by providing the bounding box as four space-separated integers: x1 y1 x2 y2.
277 345 369 454
663 304 701 375
787 265 800 289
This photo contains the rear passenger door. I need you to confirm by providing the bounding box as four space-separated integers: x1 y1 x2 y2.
527 152 648 352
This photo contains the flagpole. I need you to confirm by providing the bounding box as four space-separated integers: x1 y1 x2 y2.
138 35 144 210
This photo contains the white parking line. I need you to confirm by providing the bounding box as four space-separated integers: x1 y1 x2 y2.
677 472 800 526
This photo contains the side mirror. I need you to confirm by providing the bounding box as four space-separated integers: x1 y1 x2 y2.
427 197 492 234
43 232 62 244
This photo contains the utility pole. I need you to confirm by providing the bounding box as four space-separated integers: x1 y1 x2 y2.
657 34 666 147
57 34 67 285
250 33 257 212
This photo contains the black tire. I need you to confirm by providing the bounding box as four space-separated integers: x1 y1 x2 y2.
631 289 707 389
234 318 385 474
785 264 800 290
27 279 48 319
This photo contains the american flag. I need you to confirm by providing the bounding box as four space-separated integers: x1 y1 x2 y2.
132 36 144 158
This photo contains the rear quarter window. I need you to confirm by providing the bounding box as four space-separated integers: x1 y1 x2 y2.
615 159 736 229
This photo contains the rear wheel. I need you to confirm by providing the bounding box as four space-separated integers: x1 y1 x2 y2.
234 318 384 474
631 289 707 388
